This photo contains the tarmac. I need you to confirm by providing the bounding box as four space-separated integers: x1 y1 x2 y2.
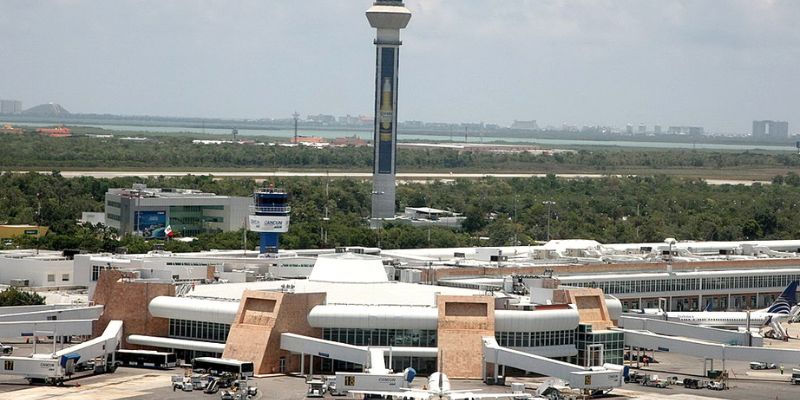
2 322 800 399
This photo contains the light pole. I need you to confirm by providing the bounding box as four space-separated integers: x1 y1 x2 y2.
513 195 518 246
542 200 556 241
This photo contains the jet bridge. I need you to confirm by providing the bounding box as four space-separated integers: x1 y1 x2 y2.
482 337 624 391
619 315 758 346
620 328 800 366
280 333 438 375
0 320 122 384
0 305 104 322
0 319 94 337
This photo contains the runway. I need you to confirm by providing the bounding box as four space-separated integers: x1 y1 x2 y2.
6 170 768 185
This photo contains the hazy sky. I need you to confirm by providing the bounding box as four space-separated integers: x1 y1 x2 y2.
1 1 798 132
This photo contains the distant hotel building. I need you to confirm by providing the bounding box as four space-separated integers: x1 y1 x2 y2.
753 120 789 139
511 120 539 130
104 184 251 237
667 126 704 136
0 100 22 115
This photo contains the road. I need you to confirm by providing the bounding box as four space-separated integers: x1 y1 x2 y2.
6 170 770 185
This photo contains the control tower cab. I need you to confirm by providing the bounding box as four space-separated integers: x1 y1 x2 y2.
250 188 290 254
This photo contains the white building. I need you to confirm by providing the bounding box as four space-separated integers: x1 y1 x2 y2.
0 250 74 287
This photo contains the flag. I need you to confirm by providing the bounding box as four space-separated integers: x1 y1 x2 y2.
165 225 174 238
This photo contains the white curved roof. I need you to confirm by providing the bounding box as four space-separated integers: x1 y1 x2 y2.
149 296 239 325
495 308 579 332
307 253 389 283
605 296 623 320
308 305 438 330
127 334 226 353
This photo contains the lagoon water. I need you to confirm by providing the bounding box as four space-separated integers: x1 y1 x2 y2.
15 122 796 152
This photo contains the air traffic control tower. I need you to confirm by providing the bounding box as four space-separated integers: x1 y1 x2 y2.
367 0 411 223
249 188 290 254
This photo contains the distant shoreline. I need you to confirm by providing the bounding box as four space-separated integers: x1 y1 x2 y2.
2 114 797 150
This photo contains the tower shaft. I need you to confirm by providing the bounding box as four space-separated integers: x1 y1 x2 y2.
367 1 411 221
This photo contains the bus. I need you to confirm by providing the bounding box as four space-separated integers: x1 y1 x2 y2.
192 357 254 378
115 349 177 369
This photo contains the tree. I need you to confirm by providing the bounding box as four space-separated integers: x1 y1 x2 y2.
0 287 45 306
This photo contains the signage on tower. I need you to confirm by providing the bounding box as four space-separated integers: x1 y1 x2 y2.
248 215 289 233
377 47 396 174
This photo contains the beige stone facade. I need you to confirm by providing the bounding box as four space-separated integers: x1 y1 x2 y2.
436 295 495 379
223 290 326 375
554 288 614 329
91 270 174 348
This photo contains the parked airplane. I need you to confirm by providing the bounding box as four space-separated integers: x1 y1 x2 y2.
630 281 799 328
349 370 531 400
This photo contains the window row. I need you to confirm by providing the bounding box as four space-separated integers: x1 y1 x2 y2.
46 273 70 283
494 330 575 348
322 328 437 347
571 274 800 294
169 319 230 343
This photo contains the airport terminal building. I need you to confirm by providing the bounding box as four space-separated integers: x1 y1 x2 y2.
92 252 624 377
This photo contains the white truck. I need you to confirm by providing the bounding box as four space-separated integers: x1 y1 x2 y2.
335 371 409 395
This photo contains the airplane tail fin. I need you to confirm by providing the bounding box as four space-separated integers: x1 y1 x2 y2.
766 280 798 314
703 302 713 312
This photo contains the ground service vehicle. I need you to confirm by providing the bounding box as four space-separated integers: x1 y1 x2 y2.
115 350 177 369
683 378 701 389
791 369 800 385
307 379 326 397
171 376 193 392
707 381 726 390
192 357 254 379
641 375 667 388
626 371 645 384
325 376 344 396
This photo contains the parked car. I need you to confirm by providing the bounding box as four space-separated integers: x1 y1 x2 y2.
641 375 667 388
750 361 777 370
707 381 726 390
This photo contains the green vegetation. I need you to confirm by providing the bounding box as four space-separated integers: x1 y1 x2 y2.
3 172 800 252
0 287 45 306
2 133 800 179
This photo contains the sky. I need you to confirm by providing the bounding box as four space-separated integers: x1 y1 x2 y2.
1 0 798 133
